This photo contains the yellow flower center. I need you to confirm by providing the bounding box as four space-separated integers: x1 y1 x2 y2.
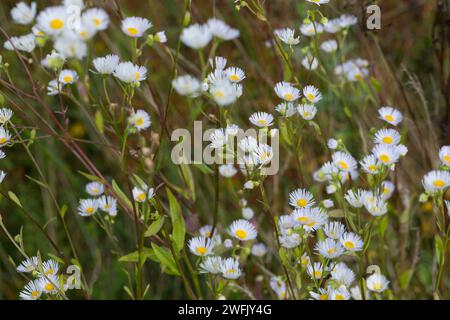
257 119 268 125
296 198 308 207
314 270 322 278
31 291 39 298
297 216 308 223
444 155 450 164
227 268 236 274
136 117 144 126
344 241 355 249
50 19 64 30
63 76 73 83
337 161 348 170
127 27 139 35
384 115 394 122
86 207 94 214
195 246 207 255
45 283 55 291
373 282 382 291
433 179 445 188
46 269 55 275
382 136 393 144
283 93 294 101
214 90 225 99
137 193 146 201
368 164 377 171
355 73 363 80
383 187 390 195
229 74 239 81
307 93 315 101
319 294 328 300
379 154 390 164
93 18 102 26
335 294 344 300
327 248 336 255
135 72 141 80
80 31 87 38
235 229 247 239
307 221 316 227
0 137 8 144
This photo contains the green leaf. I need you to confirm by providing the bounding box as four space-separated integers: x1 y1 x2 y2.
95 110 104 134
192 163 214 175
370 77 382 92
59 204 68 219
151 243 180 276
119 247 156 266
167 188 185 252
144 216 165 237
378 215 388 238
179 162 195 201
78 171 101 182
399 269 413 289
435 235 444 266
112 179 132 209
8 191 22 208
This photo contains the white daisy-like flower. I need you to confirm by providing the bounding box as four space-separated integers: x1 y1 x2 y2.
360 154 381 174
374 129 401 145
323 18 341 33
11 2 37 25
199 256 223 274
381 181 395 200
274 82 300 102
332 151 357 172
63 0 84 9
85 181 104 196
366 273 389 293
300 22 323 36
0 170 7 183
58 69 78 84
207 18 239 40
251 243 268 257
274 28 300 45
209 129 228 149
378 106 403 126
225 67 245 83
132 184 155 202
19 279 42 300
180 24 212 49
77 198 99 216
344 189 365 208
324 221 346 239
327 139 338 150
154 31 167 43
98 195 118 216
188 236 215 257
339 14 358 28
330 286 351 300
128 109 151 132
253 143 273 165
289 188 315 209
82 8 109 31
0 108 13 124
270 276 288 300
242 207 255 220
41 51 65 70
301 54 319 70
298 103 317 120
54 37 87 59
372 144 400 166
340 232 364 252
121 17 152 37
93 54 120 75
219 164 238 178
238 136 258 152
422 170 450 193
38 274 60 294
41 259 59 276
310 287 331 300
0 127 11 147
307 262 326 280
275 102 297 117
439 145 450 166
331 264 355 286
364 195 388 216
47 79 63 96
17 256 38 273
306 0 331 5
172 75 202 97
249 112 274 128
4 34 36 53
279 233 301 249
320 39 338 52
36 6 67 35
209 80 242 106
315 238 344 259
303 85 322 103
228 219 257 241
293 207 328 231
113 62 147 83
220 258 241 279
323 199 334 208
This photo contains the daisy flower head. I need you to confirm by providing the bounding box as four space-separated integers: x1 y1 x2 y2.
275 102 297 117
0 127 12 146
132 184 155 202
340 232 364 252
253 143 274 165
47 79 63 96
11 2 37 25
0 170 7 183
0 108 13 124
293 207 328 232
251 243 268 257
113 62 147 84
93 54 120 75
98 195 118 216
225 67 246 83
219 164 238 178
77 198 99 216
303 85 322 103
207 18 239 40
17 256 38 273
374 128 401 145
331 264 355 287
82 8 109 31
332 151 357 172
36 6 67 35
301 54 319 70
121 17 152 37
306 0 331 5
242 207 254 220
422 170 450 194
310 287 331 300
323 199 334 208
274 28 300 45
330 286 351 300
366 273 389 293
172 75 202 97
307 262 326 280
38 274 60 294
220 258 241 279
439 145 450 166
344 189 365 208
315 238 344 259
320 39 338 52
360 154 381 174
42 51 65 70
324 221 346 239
19 279 41 300
209 79 242 106
41 259 59 276
199 256 223 274
381 181 395 200
327 138 338 150
274 82 300 102
54 37 87 60
270 277 288 300
85 181 104 196
154 31 167 43
339 14 358 28
372 144 400 166
180 24 212 49
289 188 315 209
228 219 257 241
323 18 341 33
298 103 317 120
300 22 323 36
59 69 78 84
4 34 36 53
249 112 274 128
188 236 214 257
364 196 388 216
128 109 151 132
378 106 403 126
